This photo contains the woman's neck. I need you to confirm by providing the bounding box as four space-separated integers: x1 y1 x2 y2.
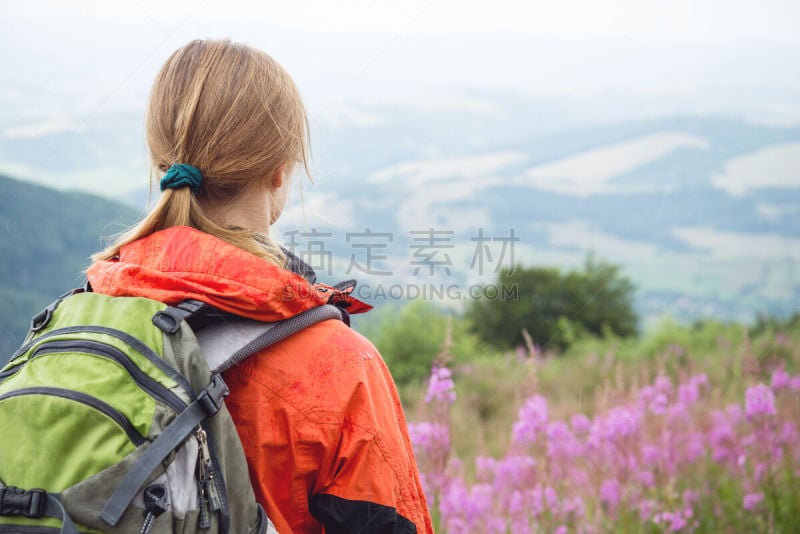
202 191 273 234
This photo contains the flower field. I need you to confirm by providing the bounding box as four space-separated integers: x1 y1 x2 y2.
406 325 800 533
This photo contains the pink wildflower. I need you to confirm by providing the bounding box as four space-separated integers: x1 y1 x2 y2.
546 421 583 459
650 393 669 415
743 492 764 511
684 431 706 463
528 486 545 518
425 365 456 404
667 402 690 425
600 479 621 512
407 422 449 458
607 406 640 438
654 374 673 395
570 413 592 434
641 444 661 464
509 490 532 534
678 381 700 405
512 395 548 446
745 384 777 419
638 385 656 408
653 509 693 532
771 368 791 391
544 486 559 511
493 455 536 491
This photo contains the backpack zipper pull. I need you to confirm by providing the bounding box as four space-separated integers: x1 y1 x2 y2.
197 427 223 512
197 427 223 513
196 428 212 529
206 475 223 512
196 428 212 479
141 484 169 534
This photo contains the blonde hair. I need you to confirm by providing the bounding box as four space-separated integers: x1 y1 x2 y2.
93 39 309 264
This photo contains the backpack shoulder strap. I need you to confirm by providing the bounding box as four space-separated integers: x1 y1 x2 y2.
101 303 343 527
192 304 344 373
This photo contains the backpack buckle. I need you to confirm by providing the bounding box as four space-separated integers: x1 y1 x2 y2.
30 287 86 333
152 300 211 334
0 486 47 518
196 373 230 416
30 306 55 333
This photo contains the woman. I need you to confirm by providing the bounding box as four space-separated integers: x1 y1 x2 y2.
87 39 433 534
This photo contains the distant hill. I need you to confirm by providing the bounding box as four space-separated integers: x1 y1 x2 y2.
0 174 139 359
2 109 799 334
295 113 800 326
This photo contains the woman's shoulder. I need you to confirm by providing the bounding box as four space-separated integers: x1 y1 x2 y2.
283 317 392 388
226 316 395 423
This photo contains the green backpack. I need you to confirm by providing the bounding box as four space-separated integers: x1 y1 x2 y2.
0 288 342 533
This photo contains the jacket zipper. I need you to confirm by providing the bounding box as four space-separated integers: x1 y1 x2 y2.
24 339 187 413
0 387 146 446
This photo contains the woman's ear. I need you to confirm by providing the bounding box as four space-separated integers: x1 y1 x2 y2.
270 165 286 189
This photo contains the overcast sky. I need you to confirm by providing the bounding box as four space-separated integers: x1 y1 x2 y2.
6 0 800 42
2 1 799 123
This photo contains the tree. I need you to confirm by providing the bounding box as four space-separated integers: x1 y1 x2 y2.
466 254 638 351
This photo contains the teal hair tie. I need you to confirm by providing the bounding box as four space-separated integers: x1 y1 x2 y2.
160 163 203 192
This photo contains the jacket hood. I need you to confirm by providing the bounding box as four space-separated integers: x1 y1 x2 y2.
86 226 330 322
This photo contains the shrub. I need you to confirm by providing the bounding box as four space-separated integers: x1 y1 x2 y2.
467 254 637 352
365 300 487 388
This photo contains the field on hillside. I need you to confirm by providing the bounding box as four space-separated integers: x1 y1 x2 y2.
403 319 800 533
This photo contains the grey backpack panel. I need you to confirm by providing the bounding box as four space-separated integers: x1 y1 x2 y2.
196 305 344 373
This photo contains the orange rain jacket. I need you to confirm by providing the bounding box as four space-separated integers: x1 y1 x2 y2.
86 226 433 534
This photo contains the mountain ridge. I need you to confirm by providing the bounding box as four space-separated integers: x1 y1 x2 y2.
0 174 139 358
